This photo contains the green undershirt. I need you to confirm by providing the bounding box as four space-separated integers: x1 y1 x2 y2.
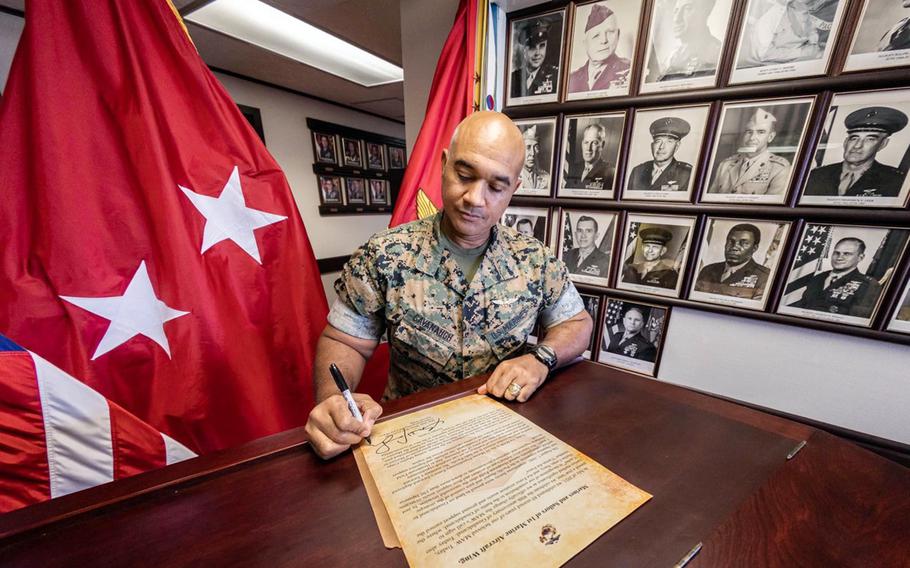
438 226 490 284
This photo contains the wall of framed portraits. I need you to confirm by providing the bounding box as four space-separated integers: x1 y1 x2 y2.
501 0 910 447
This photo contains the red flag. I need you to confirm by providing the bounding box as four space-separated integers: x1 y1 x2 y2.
389 0 479 227
0 1 327 453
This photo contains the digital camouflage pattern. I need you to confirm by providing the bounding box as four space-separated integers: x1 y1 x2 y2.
329 213 583 399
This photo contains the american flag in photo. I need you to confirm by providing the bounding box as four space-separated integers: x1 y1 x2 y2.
606 299 624 325
562 211 574 253
627 221 639 245
783 224 832 304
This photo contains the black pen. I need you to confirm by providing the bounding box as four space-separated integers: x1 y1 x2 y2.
330 363 371 445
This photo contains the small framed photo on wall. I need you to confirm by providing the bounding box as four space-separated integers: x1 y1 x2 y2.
506 9 566 106
501 206 551 243
344 177 366 204
341 137 363 168
318 174 343 205
313 132 338 164
702 96 815 205
622 104 711 202
843 0 910 72
366 142 386 171
564 0 644 101
639 0 735 94
798 88 910 208
617 213 697 298
557 111 625 198
579 293 602 359
886 278 910 334
558 209 619 286
597 297 670 377
389 146 406 169
514 117 557 196
368 179 390 205
777 223 910 327
689 217 792 310
729 0 850 85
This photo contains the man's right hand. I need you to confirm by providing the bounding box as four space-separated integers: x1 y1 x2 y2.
304 393 383 459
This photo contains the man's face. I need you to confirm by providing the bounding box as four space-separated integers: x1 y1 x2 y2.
830 241 863 272
842 130 889 166
740 121 775 156
581 127 605 164
642 242 666 261
724 230 758 265
584 16 620 63
516 220 534 236
672 0 695 38
524 41 547 71
651 134 680 163
524 136 540 169
575 219 597 248
623 310 644 333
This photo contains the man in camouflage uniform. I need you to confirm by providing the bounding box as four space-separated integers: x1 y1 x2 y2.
708 108 791 195
305 112 593 459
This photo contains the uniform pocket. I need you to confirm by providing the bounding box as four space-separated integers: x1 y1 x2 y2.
393 318 455 368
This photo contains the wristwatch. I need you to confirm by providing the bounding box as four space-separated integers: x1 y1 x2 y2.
530 344 558 372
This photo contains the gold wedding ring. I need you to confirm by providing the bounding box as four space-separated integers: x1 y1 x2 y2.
507 382 522 397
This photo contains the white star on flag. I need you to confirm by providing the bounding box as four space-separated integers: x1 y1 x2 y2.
179 165 287 264
61 261 189 360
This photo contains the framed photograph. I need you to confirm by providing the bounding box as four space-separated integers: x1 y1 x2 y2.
501 206 551 243
689 218 793 310
514 117 557 197
798 88 910 208
557 209 619 286
621 104 711 201
579 293 602 359
238 104 265 143
729 0 849 84
886 279 910 333
639 0 736 93
597 297 669 377
702 96 815 204
617 213 697 298
506 9 566 106
344 177 366 204
313 132 338 165
318 174 343 205
365 142 386 171
389 146 406 169
844 0 910 72
341 137 363 168
777 223 910 327
565 0 644 101
368 179 390 205
557 111 625 198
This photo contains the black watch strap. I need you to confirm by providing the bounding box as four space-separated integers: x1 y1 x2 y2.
531 344 558 371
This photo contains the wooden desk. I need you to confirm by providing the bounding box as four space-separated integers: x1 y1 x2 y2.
1 362 907 567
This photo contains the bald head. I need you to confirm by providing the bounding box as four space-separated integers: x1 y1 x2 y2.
449 111 525 179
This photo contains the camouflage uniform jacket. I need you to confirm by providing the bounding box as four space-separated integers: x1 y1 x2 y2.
329 213 584 399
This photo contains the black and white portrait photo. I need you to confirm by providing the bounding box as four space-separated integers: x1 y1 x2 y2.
313 132 337 165
341 137 363 168
703 97 815 204
690 218 792 310
368 179 389 205
617 214 696 298
557 112 625 198
389 146 405 169
622 104 711 201
597 298 669 376
844 0 910 72
558 209 618 286
798 89 910 208
565 1 643 101
514 117 557 197
507 10 566 106
318 174 343 204
579 294 602 358
730 0 849 84
344 177 366 204
887 279 910 333
640 0 735 93
366 142 385 171
778 223 910 327
501 206 550 243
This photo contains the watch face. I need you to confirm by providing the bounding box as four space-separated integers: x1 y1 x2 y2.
536 345 557 368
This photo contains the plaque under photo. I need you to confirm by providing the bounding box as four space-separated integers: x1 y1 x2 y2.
777 223 910 328
557 209 619 287
501 205 551 244
597 297 669 377
616 213 697 298
702 96 815 205
639 0 735 94
514 117 557 197
557 111 625 199
506 9 566 106
621 104 710 202
798 88 910 209
689 217 792 311
564 0 644 101
844 0 910 72
729 0 849 85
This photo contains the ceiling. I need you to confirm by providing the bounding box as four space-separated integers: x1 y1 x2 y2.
1 0 405 121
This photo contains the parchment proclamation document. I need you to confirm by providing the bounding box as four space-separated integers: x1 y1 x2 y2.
355 394 651 567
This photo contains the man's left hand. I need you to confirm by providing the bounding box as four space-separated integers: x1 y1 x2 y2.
478 354 548 403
